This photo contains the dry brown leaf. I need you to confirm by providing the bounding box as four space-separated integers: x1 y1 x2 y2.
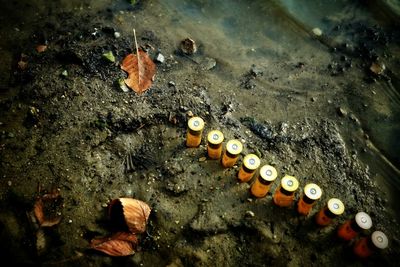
33 189 63 227
90 232 138 256
121 49 156 94
36 45 47 53
109 198 151 234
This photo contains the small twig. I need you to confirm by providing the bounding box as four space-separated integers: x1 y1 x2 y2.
133 29 141 86
182 53 199 64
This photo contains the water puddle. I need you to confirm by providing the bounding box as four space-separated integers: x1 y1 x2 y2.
150 0 400 198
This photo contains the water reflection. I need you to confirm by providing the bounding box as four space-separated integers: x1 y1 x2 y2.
156 0 400 209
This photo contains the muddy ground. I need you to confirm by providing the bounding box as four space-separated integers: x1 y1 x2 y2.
0 1 400 266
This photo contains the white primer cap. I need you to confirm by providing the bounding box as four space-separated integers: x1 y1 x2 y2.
355 212 372 230
371 231 388 249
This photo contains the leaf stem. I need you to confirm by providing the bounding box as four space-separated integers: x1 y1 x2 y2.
133 28 141 87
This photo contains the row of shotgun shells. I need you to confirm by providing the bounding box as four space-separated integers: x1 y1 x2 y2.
186 117 389 259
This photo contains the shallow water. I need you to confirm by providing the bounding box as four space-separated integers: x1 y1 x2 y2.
149 0 400 209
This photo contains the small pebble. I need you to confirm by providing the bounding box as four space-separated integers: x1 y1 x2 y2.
312 28 322 36
370 61 385 75
68 219 73 224
180 38 197 55
337 107 347 117
114 32 121 38
201 57 217 70
187 110 193 117
198 156 207 162
155 53 165 63
7 180 12 186
245 211 255 217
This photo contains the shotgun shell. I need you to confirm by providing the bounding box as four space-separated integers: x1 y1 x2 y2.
315 198 345 226
250 165 277 198
297 183 322 216
186 117 205 148
221 139 243 168
273 175 299 207
337 212 372 241
207 130 224 159
237 154 261 182
353 231 388 258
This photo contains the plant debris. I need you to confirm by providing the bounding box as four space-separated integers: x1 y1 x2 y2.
109 198 151 234
90 198 151 256
121 29 156 94
102 51 115 63
121 49 156 94
90 232 138 256
33 187 63 227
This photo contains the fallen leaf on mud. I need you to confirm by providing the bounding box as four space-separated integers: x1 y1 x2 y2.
109 198 151 234
90 232 138 256
36 45 47 53
34 189 63 227
121 49 156 94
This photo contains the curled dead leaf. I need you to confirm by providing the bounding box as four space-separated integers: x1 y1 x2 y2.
121 49 156 94
90 232 138 256
33 189 63 227
109 198 151 234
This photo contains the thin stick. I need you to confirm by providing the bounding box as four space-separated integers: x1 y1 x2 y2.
133 28 141 86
